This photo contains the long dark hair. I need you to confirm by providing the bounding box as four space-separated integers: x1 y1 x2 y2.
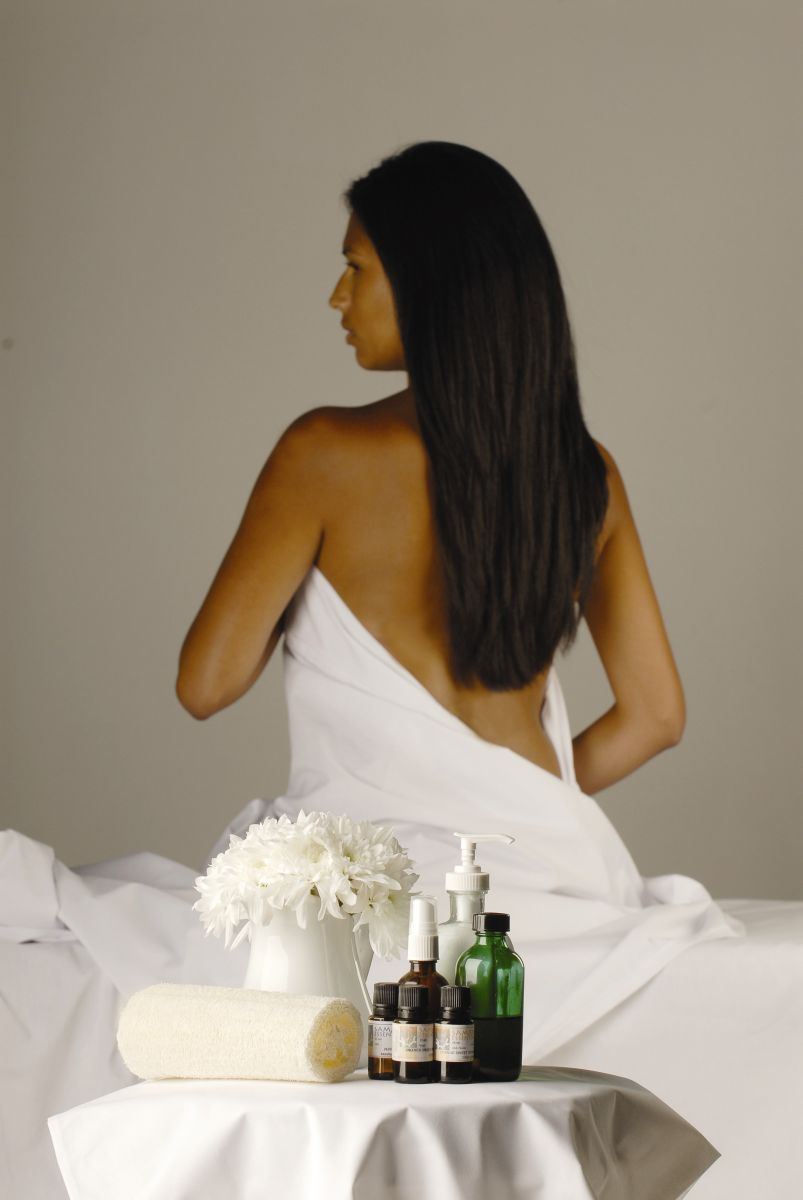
343 140 608 690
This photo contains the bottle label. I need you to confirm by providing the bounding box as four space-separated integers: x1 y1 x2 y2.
434 1022 475 1062
368 1020 394 1058
392 1021 434 1062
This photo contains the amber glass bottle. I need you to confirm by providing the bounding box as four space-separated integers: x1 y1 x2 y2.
398 895 448 1022
368 982 398 1080
392 984 435 1083
397 960 449 1023
435 985 474 1083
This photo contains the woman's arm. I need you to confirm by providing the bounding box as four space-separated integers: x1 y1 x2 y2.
175 408 332 719
571 443 686 794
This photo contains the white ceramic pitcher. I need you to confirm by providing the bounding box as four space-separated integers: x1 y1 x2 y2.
243 897 374 1069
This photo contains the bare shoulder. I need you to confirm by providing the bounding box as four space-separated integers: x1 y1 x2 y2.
289 391 410 432
262 393 416 502
271 403 364 465
592 439 630 554
279 402 351 446
280 392 417 458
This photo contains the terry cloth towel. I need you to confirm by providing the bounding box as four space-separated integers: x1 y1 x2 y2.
117 983 363 1083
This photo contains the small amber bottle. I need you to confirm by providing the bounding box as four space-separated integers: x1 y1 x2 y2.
368 982 398 1080
397 895 449 1022
392 984 435 1083
435 985 474 1083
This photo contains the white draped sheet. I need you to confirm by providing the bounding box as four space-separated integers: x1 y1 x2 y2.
47 1068 720 1200
0 832 249 1199
4 563 801 1198
271 566 745 1062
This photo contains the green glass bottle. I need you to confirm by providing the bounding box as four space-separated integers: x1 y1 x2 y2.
454 912 524 1082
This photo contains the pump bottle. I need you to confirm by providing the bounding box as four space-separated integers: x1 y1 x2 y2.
397 895 448 1022
436 832 515 984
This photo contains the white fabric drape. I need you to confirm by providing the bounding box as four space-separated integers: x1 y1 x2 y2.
2 563 758 1198
271 566 744 1060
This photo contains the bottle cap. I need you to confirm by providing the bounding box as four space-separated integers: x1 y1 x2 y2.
398 984 428 1014
472 911 510 933
372 982 399 1011
440 985 471 1012
407 894 439 961
445 832 515 894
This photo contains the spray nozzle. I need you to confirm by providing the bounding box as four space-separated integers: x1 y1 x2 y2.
444 832 515 894
407 894 440 962
409 894 438 931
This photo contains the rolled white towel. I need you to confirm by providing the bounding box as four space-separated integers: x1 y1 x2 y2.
117 983 363 1083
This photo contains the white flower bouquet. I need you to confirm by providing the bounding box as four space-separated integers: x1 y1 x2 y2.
193 809 419 959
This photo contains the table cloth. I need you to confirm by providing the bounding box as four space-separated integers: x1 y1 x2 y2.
48 1066 719 1200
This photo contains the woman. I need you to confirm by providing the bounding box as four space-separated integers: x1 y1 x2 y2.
7 144 795 1200
176 139 684 795
176 141 740 1061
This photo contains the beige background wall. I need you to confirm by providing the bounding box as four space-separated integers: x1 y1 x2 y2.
3 0 800 897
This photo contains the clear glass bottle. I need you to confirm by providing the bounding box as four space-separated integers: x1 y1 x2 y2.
454 912 524 1082
436 832 515 984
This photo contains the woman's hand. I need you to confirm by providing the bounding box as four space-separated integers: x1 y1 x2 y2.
175 408 333 719
571 443 686 794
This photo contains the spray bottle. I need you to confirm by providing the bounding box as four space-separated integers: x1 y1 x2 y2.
397 895 449 1022
435 832 515 984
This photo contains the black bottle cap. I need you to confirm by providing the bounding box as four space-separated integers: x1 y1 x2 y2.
440 985 471 1011
473 911 510 933
372 982 399 1009
398 984 428 1013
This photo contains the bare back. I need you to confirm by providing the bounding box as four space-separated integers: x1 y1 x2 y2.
314 389 564 779
178 382 683 795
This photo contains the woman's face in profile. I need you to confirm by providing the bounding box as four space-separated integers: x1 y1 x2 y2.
328 212 406 372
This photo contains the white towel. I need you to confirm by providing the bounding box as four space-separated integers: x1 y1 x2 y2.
117 983 363 1083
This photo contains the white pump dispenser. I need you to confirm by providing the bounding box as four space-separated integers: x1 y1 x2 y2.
435 832 515 984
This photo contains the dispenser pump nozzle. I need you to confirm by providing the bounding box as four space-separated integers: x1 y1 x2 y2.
445 831 515 894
